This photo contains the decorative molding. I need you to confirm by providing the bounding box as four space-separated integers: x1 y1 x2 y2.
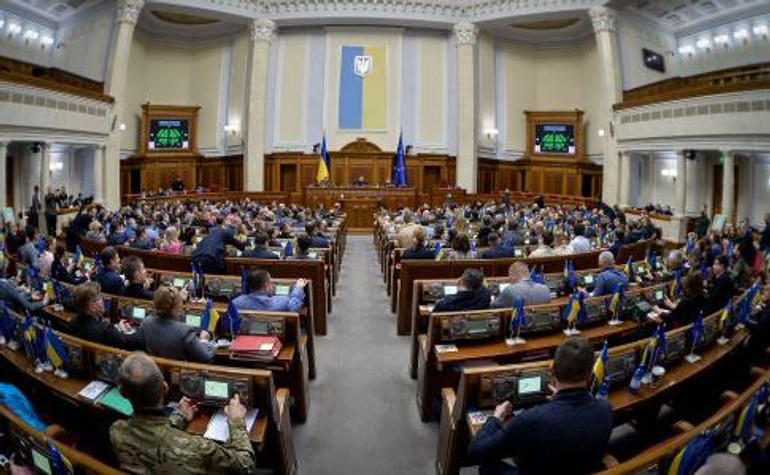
116 0 145 25
588 6 616 33
0 82 111 119
453 22 478 46
250 19 277 42
618 90 770 125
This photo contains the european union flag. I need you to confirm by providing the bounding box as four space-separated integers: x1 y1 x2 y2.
284 239 294 257
392 132 407 187
666 432 713 475
222 301 241 336
0 302 16 342
46 439 73 475
241 267 248 296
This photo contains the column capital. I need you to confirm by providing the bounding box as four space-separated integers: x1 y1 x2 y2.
250 19 276 43
589 6 617 33
453 22 478 46
115 0 144 25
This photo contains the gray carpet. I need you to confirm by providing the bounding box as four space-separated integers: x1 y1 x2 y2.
293 235 438 474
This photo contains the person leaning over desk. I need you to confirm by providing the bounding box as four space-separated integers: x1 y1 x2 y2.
491 262 551 308
433 268 491 313
110 352 255 474
466 337 612 475
232 268 307 313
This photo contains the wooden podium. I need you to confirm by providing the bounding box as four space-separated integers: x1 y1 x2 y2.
304 186 418 231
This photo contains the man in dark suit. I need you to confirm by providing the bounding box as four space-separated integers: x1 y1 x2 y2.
433 268 491 313
191 222 245 274
243 233 279 259
70 282 142 350
481 233 512 259
121 256 154 300
403 227 435 260
467 336 612 475
704 255 735 315
305 221 330 248
96 246 125 295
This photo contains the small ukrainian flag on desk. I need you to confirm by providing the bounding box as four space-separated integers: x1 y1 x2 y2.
338 45 387 130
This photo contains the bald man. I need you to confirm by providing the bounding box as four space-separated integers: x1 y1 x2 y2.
590 251 629 297
109 352 256 474
492 262 551 308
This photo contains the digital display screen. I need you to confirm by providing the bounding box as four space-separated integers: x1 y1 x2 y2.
518 376 542 395
274 285 290 296
250 320 269 334
185 314 202 328
514 249 524 257
468 319 488 334
499 283 511 293
204 380 229 399
534 124 575 155
655 290 664 301
636 265 646 274
444 285 458 295
32 448 52 475
132 307 146 320
271 251 282 258
172 278 186 289
149 119 189 150
583 275 594 285
83 261 92 271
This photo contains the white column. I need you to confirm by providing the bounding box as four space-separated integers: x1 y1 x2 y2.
675 150 687 216
39 142 51 235
103 0 143 209
619 151 632 207
721 149 735 226
0 141 7 210
454 22 478 193
589 6 623 205
243 19 276 191
94 144 105 203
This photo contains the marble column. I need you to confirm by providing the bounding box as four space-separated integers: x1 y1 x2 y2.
39 142 51 235
454 22 478 193
676 150 687 216
619 151 632 207
103 0 144 209
589 6 623 205
0 141 7 210
721 150 735 225
94 144 105 203
243 19 276 191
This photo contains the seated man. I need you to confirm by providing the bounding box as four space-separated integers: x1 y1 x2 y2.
481 233 512 259
528 231 556 258
242 233 279 259
704 255 736 315
305 221 330 248
129 227 154 251
492 262 551 308
569 223 592 254
433 268 491 313
70 282 142 350
110 352 255 473
467 336 612 475
96 246 125 295
590 251 629 297
402 227 435 260
232 268 306 312
121 256 154 300
0 258 49 313
287 234 314 260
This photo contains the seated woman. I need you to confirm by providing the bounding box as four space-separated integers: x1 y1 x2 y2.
288 234 314 260
121 256 154 300
440 233 473 260
138 286 214 363
158 226 182 254
649 271 705 328
50 244 84 285
403 227 435 260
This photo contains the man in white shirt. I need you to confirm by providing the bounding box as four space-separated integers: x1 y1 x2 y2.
569 223 592 254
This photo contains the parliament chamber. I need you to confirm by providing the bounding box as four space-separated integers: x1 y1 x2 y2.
1 1 770 474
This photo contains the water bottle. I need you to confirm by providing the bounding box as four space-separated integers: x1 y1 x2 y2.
629 364 645 395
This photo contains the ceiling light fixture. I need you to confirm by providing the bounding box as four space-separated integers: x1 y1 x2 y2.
734 29 749 40
41 35 54 47
24 29 38 41
677 45 695 55
714 34 729 45
696 38 711 49
754 24 769 37
7 22 21 35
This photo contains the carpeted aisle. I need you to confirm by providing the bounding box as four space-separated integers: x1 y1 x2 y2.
293 235 438 474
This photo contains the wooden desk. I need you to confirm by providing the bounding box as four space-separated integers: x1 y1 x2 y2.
305 186 417 231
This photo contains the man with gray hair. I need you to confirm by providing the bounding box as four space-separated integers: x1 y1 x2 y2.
109 352 256 473
590 251 629 297
492 262 551 308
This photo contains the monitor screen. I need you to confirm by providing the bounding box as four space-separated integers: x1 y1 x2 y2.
514 249 524 257
148 119 189 150
654 290 664 301
31 448 52 475
583 275 594 285
172 278 186 289
185 314 202 328
444 285 458 295
518 376 542 395
534 124 575 155
249 320 269 334
271 250 282 258
132 307 146 320
274 285 290 296
636 265 646 275
204 380 229 399
468 319 488 334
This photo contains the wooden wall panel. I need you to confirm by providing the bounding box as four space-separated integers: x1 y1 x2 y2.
477 157 602 199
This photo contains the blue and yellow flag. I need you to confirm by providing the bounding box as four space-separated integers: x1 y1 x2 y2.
338 45 386 130
45 326 69 370
733 383 769 440
717 301 732 334
200 299 220 333
666 432 713 475
316 133 330 182
46 438 74 475
669 271 682 301
563 292 584 327
510 298 526 335
592 340 608 390
623 256 634 280
640 330 660 371
74 245 84 268
0 302 16 342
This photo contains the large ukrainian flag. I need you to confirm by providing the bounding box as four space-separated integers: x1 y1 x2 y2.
339 45 387 130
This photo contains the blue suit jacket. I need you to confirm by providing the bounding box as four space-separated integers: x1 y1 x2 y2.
97 268 125 296
232 287 305 313
591 268 629 297
467 388 612 475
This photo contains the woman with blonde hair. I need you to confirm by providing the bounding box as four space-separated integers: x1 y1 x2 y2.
159 226 182 254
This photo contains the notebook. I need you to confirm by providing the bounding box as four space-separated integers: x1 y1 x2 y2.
98 387 134 416
203 409 259 442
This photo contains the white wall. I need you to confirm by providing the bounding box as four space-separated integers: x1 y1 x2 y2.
617 15 678 90
746 156 770 226
53 6 114 82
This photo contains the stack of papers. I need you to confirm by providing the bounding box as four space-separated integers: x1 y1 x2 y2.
203 409 259 442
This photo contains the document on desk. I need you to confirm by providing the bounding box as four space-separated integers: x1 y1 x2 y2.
204 409 259 442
